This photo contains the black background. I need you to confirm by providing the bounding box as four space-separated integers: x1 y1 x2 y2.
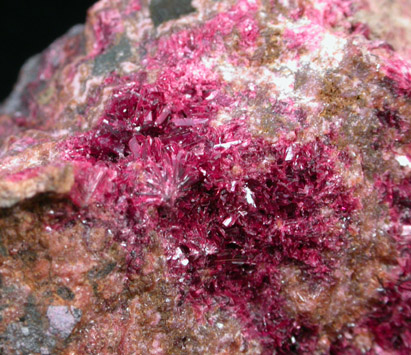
0 0 96 101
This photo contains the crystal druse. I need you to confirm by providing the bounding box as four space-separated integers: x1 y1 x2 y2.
0 0 410 354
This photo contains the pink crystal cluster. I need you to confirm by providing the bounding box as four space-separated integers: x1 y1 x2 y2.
0 0 410 353
62 72 358 351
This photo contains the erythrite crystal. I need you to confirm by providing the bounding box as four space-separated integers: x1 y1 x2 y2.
0 0 410 354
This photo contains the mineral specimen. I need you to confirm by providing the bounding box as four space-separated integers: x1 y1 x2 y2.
0 0 410 354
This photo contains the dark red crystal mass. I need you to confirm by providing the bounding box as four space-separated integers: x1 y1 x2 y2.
0 0 410 354
62 74 359 352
